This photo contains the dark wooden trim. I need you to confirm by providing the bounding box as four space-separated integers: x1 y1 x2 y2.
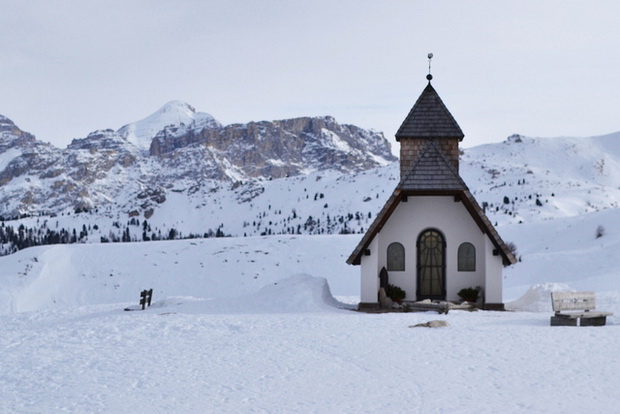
483 303 505 311
358 302 379 310
348 186 517 266
346 190 404 265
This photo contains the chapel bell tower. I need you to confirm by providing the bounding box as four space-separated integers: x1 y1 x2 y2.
395 58 464 177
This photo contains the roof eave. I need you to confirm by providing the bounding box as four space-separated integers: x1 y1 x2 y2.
346 189 403 265
456 192 517 266
347 189 517 267
395 133 465 142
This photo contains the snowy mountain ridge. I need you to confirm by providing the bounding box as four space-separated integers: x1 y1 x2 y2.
0 105 396 221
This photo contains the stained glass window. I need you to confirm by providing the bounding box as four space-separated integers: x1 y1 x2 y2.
458 242 476 271
418 230 445 298
387 242 405 271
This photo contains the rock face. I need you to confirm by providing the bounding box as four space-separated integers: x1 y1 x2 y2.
0 105 396 218
150 115 395 179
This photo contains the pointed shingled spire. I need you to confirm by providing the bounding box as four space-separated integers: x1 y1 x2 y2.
395 83 464 141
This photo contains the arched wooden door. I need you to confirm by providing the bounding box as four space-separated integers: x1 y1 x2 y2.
417 229 446 300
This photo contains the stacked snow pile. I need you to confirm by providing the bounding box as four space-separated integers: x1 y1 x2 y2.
168 274 346 314
245 274 345 313
505 283 571 312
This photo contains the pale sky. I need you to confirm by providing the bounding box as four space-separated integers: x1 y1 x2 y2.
2 1 620 152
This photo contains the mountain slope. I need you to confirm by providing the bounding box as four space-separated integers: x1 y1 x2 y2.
461 132 620 225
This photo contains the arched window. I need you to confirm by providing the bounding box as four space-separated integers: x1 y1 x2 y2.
458 242 476 271
387 242 405 271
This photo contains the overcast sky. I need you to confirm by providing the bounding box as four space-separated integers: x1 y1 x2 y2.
2 1 620 152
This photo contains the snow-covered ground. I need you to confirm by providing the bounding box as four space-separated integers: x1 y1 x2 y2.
2 202 620 412
3 300 617 413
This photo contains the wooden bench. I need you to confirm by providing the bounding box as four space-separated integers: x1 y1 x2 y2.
550 291 613 326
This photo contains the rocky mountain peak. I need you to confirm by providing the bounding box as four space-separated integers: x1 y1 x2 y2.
0 114 14 129
0 115 37 149
117 100 220 152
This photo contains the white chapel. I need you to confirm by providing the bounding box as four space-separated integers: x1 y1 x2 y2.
347 74 516 310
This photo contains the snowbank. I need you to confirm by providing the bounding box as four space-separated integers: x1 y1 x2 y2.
505 283 571 312
236 274 347 312
151 274 348 314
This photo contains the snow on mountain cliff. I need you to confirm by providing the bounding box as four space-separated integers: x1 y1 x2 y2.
117 100 221 151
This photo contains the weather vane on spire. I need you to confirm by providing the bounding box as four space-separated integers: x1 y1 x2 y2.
427 53 433 82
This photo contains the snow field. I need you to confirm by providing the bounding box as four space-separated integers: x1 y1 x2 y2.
2 304 619 413
0 235 360 314
2 200 620 411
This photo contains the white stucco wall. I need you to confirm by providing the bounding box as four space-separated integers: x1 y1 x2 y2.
484 237 504 304
359 237 380 304
360 196 504 303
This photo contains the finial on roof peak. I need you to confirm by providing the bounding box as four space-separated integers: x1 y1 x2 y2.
427 53 433 82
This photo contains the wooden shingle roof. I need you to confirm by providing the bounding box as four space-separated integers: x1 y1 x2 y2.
347 141 516 266
399 140 467 191
395 82 464 141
